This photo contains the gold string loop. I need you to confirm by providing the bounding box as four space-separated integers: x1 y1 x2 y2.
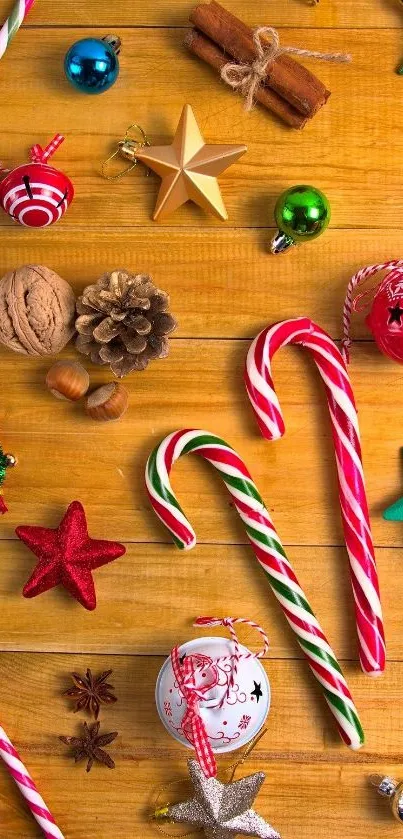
101 124 151 180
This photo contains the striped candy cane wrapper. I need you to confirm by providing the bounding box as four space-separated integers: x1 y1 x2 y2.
245 317 385 677
146 429 364 750
0 727 65 838
0 0 36 61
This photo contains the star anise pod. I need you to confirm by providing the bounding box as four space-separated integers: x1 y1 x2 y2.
63 668 117 719
59 721 118 772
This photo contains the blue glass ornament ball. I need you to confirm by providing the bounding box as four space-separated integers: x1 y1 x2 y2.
64 38 119 94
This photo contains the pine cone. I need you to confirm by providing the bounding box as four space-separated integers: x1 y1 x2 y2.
75 270 177 378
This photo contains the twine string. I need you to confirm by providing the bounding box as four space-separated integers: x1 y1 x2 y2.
220 26 351 111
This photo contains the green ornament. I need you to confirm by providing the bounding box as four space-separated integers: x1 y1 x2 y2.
0 447 16 513
271 184 331 254
0 449 11 483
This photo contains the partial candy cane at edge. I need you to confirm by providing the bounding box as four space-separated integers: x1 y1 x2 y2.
0 726 65 838
245 316 385 677
0 0 36 61
145 428 365 750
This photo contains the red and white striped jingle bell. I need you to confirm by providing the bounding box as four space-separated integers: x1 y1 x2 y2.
0 134 74 228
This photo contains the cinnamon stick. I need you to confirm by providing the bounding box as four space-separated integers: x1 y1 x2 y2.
185 30 307 129
189 0 330 118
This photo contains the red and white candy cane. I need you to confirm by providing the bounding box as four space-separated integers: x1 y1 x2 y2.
0 0 36 61
245 317 385 677
342 259 403 363
146 429 365 750
0 726 64 838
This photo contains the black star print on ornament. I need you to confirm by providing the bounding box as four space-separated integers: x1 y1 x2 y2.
388 305 403 325
251 681 263 703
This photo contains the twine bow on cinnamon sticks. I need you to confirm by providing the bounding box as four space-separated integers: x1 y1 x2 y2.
221 25 351 113
186 1 351 128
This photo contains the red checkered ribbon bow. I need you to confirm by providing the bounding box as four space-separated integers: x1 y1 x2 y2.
171 646 218 779
30 134 65 164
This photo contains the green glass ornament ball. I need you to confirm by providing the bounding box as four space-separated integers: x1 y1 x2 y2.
274 185 330 244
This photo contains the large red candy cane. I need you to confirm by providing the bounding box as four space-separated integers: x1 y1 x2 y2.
245 317 385 676
146 429 364 750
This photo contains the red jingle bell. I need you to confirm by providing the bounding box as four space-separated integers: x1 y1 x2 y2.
0 134 74 228
342 260 403 364
365 268 403 363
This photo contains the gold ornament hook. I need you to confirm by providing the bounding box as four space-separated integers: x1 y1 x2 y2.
101 124 151 180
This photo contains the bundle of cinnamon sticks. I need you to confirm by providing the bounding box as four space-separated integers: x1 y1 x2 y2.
185 0 331 129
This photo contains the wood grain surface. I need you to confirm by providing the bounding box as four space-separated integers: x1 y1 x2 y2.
0 0 402 836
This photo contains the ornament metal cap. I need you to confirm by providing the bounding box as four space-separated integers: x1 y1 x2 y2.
370 774 403 822
101 124 151 180
101 34 122 55
4 454 16 468
270 230 296 254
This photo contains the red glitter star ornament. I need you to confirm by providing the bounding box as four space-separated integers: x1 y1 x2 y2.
16 501 126 611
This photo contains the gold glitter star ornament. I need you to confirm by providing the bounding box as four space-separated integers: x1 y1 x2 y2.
136 105 247 221
156 759 281 839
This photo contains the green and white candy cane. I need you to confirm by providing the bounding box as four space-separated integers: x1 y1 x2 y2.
146 429 364 750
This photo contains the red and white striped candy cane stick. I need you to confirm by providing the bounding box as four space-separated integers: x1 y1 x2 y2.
0 726 64 838
146 429 364 750
245 317 385 676
0 0 36 61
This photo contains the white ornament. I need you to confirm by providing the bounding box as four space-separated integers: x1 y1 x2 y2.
155 636 270 754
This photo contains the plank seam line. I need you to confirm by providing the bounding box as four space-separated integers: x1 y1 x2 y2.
0 649 385 663
20 25 403 32
0 539 396 550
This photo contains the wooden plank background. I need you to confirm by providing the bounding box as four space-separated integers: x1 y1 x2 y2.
0 0 402 836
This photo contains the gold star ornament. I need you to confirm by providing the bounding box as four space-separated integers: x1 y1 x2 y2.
136 105 247 221
155 759 281 839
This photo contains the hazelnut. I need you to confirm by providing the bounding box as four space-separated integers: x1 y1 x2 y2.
85 382 129 422
46 360 90 401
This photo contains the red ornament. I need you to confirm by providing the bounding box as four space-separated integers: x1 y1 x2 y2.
342 260 403 364
0 134 74 228
16 501 126 610
365 269 403 363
